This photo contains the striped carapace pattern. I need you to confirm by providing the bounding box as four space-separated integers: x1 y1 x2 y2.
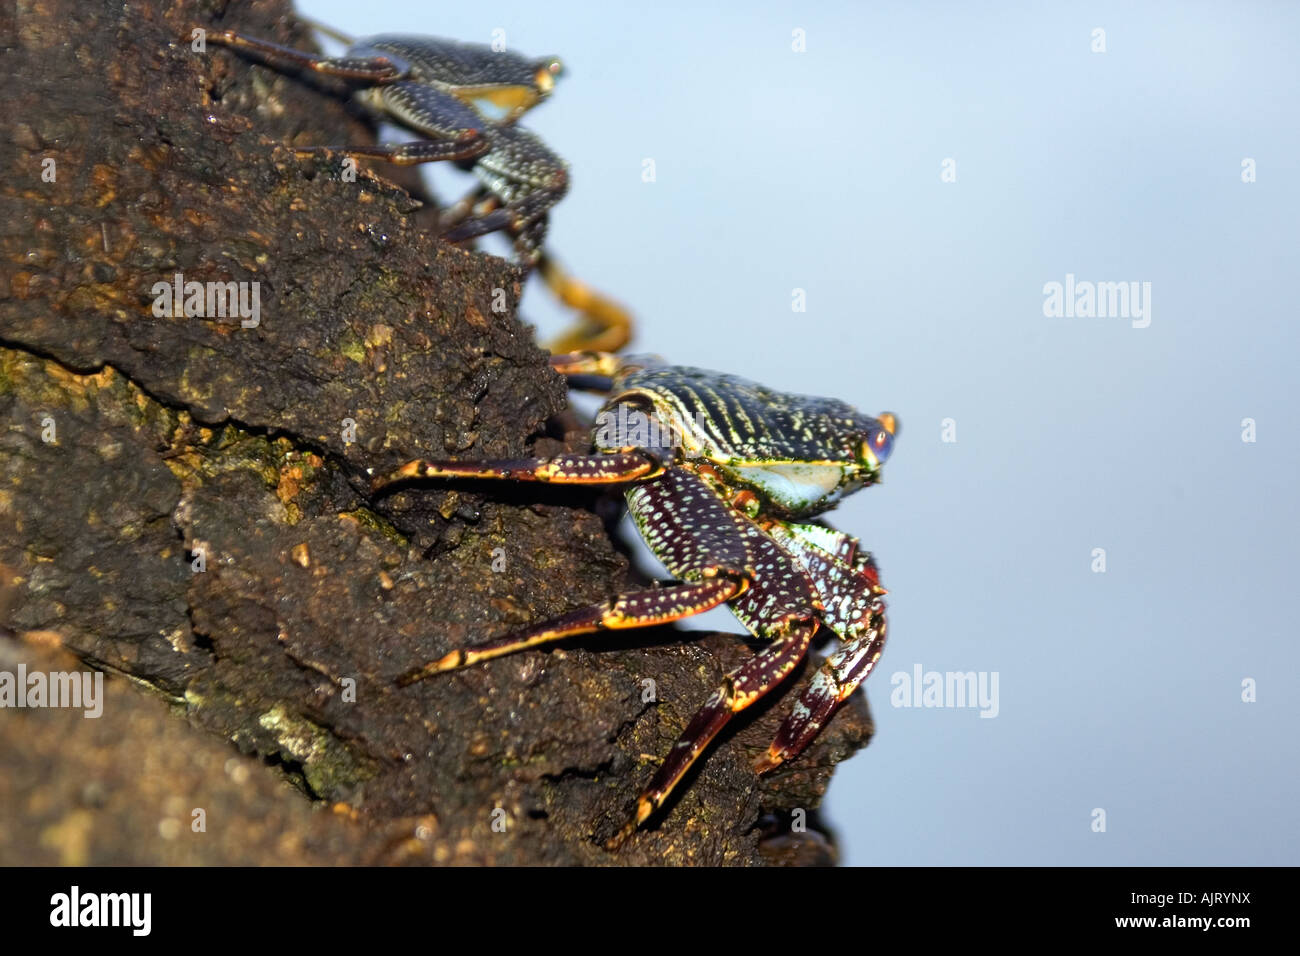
610 364 887 466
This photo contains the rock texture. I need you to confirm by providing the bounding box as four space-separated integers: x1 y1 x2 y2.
0 0 873 865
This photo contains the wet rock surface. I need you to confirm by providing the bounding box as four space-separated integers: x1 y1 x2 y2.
0 0 873 865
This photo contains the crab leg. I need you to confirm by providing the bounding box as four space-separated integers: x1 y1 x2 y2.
548 350 625 380
755 613 887 773
207 38 495 164
438 199 631 347
614 614 819 844
204 29 404 82
294 83 493 165
296 138 490 165
440 177 566 243
438 184 497 232
398 470 756 687
539 254 634 354
603 494 826 844
398 576 746 685
752 520 888 772
372 449 664 492
545 351 666 395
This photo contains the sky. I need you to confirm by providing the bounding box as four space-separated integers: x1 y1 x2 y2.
300 0 1299 865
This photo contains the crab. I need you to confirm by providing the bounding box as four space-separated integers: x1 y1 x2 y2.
200 25 633 351
372 351 896 846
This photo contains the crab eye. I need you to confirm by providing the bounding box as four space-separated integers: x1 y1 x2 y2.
863 426 893 466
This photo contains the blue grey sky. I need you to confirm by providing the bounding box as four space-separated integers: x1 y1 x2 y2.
302 0 1299 865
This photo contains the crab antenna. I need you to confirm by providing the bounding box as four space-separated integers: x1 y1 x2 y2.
298 17 356 47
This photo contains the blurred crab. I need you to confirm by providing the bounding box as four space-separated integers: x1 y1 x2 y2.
372 351 896 846
200 24 632 351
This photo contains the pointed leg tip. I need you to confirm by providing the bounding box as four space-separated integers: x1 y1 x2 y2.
604 809 646 852
603 826 632 852
635 799 655 826
753 750 785 775
372 460 422 494
396 651 462 685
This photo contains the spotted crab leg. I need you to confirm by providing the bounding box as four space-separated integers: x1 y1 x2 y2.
754 520 889 773
371 448 664 491
393 468 757 686
611 614 819 848
293 83 494 165
206 33 494 166
295 137 490 166
605 488 827 846
437 184 496 232
397 576 746 685
754 616 886 773
441 136 567 235
203 29 405 82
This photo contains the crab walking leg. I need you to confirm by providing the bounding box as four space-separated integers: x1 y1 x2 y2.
398 576 746 685
504 217 551 271
294 83 495 165
548 350 626 380
439 125 569 266
438 184 496 232
296 138 490 166
396 468 759 684
755 613 888 773
372 449 663 492
441 172 566 243
205 39 497 164
538 253 634 355
604 497 826 843
545 351 665 393
754 520 894 775
752 520 889 773
612 615 819 844
203 29 405 82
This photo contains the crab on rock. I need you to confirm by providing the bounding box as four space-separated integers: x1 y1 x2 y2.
373 352 897 845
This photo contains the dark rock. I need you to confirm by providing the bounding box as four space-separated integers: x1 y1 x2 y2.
0 0 873 865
